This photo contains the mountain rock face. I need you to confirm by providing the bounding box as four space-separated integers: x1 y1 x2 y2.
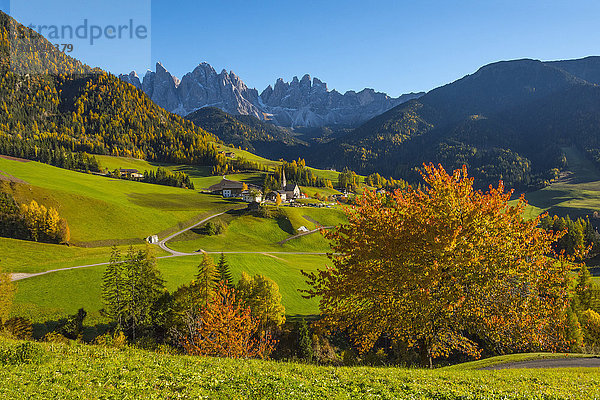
119 63 422 128
259 74 422 127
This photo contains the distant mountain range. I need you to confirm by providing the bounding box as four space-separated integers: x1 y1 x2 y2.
302 56 600 189
120 63 423 128
124 56 600 191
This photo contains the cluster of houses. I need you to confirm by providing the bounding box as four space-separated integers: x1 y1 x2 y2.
206 170 303 204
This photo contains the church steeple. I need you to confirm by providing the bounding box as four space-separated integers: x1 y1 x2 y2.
281 168 287 190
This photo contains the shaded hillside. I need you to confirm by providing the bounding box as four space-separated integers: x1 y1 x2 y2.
185 107 307 156
302 58 600 190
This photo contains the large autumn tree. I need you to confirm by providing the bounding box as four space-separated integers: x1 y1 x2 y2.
303 164 573 366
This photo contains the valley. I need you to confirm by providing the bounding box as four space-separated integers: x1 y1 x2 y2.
0 153 342 321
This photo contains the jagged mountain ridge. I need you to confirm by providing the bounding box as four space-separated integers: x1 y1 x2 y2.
119 62 423 128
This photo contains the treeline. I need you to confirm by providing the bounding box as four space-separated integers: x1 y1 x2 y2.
211 156 268 176
0 193 69 244
364 172 408 190
100 249 285 358
338 168 361 191
280 159 332 188
0 138 100 172
540 215 599 259
142 167 195 190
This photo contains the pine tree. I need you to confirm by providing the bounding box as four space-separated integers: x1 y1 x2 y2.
102 246 125 329
194 252 218 305
296 318 313 361
216 252 234 287
102 246 165 340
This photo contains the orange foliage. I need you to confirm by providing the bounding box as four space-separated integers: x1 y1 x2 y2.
304 163 574 364
182 283 276 359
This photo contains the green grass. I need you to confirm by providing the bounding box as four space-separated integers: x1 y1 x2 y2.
1 339 599 399
169 207 346 254
0 237 168 274
300 186 342 198
0 157 234 245
12 252 324 319
523 146 600 218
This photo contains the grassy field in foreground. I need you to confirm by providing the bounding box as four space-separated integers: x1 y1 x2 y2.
0 339 599 399
12 252 324 319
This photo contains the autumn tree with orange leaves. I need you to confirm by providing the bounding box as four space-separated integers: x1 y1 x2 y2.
303 164 573 367
182 283 276 359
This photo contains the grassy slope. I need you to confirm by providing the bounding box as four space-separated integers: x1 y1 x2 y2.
524 146 600 218
0 340 599 399
0 157 232 244
168 206 346 254
13 253 323 318
0 238 168 274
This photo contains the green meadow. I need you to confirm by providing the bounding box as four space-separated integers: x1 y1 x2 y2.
12 252 324 319
0 339 599 399
0 157 234 245
523 146 600 218
0 155 349 321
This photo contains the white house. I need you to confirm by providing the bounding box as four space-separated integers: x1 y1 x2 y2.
242 189 262 203
146 234 159 244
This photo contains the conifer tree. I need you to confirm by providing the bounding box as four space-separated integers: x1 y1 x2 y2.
195 252 218 305
216 252 234 287
102 246 125 329
296 318 313 361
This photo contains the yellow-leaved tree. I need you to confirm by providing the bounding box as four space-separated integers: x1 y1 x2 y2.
303 164 573 367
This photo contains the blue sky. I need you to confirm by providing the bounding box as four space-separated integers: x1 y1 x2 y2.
2 1 600 96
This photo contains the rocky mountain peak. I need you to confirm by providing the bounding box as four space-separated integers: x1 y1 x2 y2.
120 61 424 128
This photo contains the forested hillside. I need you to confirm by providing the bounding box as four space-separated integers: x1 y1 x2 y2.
299 57 600 190
0 11 225 168
185 107 308 159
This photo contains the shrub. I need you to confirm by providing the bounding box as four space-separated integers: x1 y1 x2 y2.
0 341 45 365
580 309 600 347
3 317 33 340
43 332 70 344
94 331 128 349
202 220 227 236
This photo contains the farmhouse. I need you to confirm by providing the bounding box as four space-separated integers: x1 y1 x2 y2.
218 151 237 158
119 168 143 179
146 234 159 244
266 190 287 202
242 189 263 203
207 178 260 198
